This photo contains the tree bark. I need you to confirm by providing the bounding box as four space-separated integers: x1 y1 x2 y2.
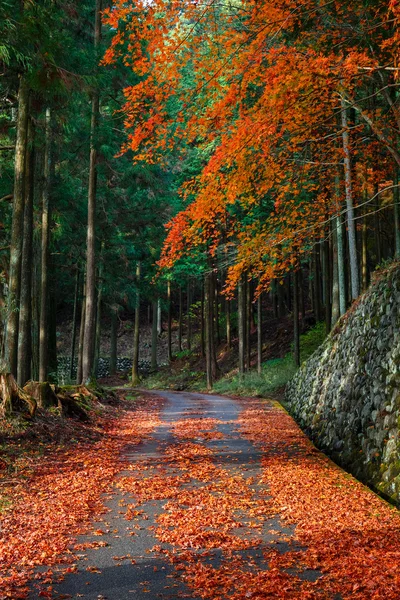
341 97 360 300
322 236 331 334
5 76 29 376
361 214 368 292
313 246 322 321
132 262 141 385
226 296 231 349
110 304 118 376
151 300 158 371
157 299 162 335
82 0 102 383
238 276 245 381
200 282 205 358
167 280 172 362
246 278 251 370
257 293 262 375
187 282 192 351
17 118 34 386
293 269 300 368
39 107 51 382
178 286 183 352
331 226 340 327
70 269 80 380
93 261 103 379
76 280 86 385
205 273 213 390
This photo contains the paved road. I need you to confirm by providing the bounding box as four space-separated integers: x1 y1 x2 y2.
34 391 325 599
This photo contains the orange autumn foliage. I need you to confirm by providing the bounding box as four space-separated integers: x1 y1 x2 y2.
104 0 400 288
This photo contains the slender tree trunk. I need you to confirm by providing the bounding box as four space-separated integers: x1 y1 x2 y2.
200 282 205 358
298 266 305 320
226 297 231 349
293 269 300 367
336 216 346 316
210 271 219 380
82 0 102 383
76 281 86 384
178 286 183 352
5 76 29 375
246 278 251 370
132 262 141 385
331 227 340 327
70 269 80 380
151 300 158 371
39 107 51 382
48 290 58 379
323 236 331 333
257 293 262 375
157 299 162 335
215 278 220 346
313 246 322 321
31 242 41 381
205 273 213 390
110 304 118 376
17 118 34 386
167 280 172 362
361 214 368 292
341 97 359 300
394 170 400 258
93 262 103 379
238 276 245 381
187 282 192 351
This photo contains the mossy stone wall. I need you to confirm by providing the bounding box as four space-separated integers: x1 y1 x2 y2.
286 264 400 502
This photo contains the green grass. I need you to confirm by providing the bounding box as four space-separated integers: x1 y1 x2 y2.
213 323 326 398
213 354 296 397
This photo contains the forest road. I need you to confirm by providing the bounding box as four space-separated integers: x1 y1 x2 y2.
40 390 337 600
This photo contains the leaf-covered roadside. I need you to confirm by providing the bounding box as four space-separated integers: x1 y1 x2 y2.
0 392 163 599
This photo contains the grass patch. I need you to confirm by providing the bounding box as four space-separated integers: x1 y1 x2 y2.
214 323 326 398
213 354 296 397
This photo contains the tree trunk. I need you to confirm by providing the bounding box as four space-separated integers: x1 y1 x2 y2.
361 214 368 292
323 236 331 334
48 290 58 379
93 263 103 379
17 118 34 386
132 262 141 385
151 300 158 371
341 97 360 300
331 226 340 327
167 280 172 362
336 215 346 316
271 280 278 319
110 304 118 376
238 276 245 381
157 299 162 335
200 282 205 358
178 287 183 352
215 278 220 346
70 269 80 380
293 269 300 368
313 246 322 321
226 297 231 349
5 76 29 376
246 278 251 370
187 282 192 351
257 293 262 375
76 280 86 385
210 272 219 380
39 107 51 382
205 273 213 390
82 0 102 383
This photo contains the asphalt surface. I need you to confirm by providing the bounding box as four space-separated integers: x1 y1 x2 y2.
30 391 324 600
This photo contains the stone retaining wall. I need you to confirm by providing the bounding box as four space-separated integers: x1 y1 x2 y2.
286 264 400 502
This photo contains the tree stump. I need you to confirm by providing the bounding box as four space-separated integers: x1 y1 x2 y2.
0 373 36 417
23 381 58 409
